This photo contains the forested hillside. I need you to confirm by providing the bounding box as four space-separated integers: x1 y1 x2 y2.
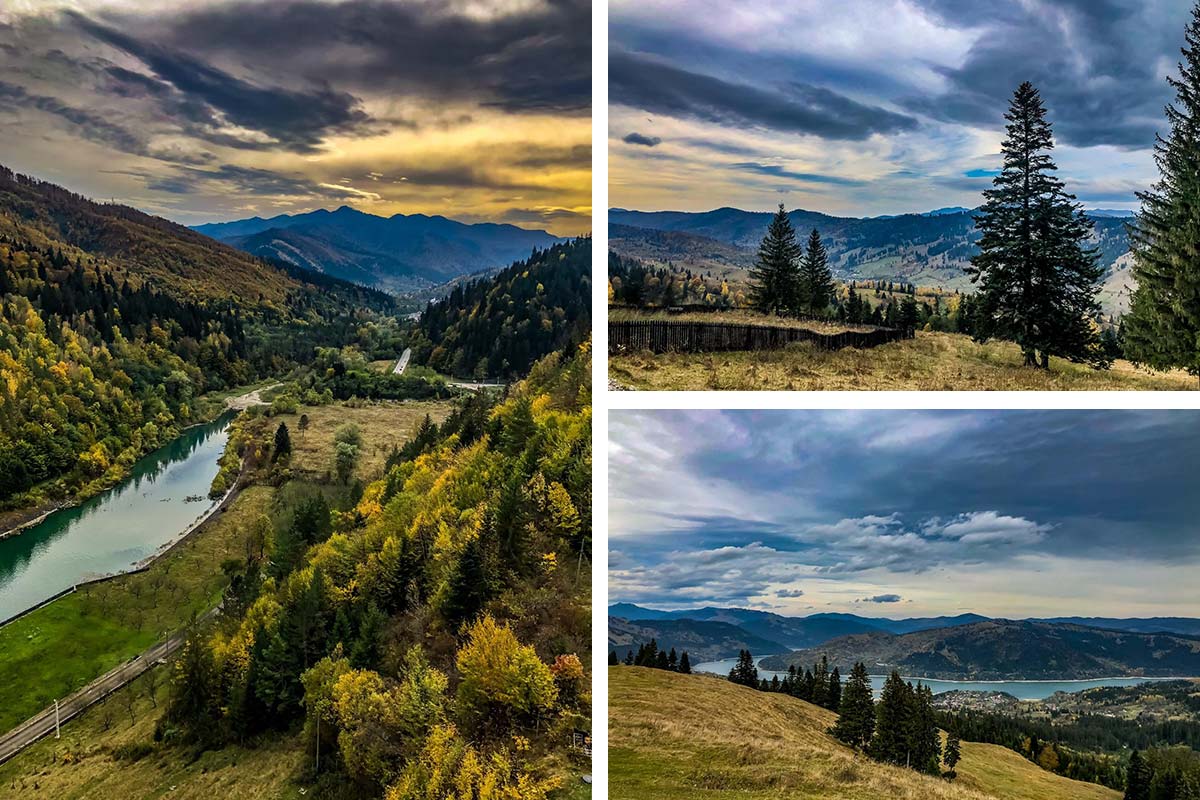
411 238 591 378
0 166 403 510
163 344 592 798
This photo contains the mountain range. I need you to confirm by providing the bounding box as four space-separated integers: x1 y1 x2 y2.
609 206 1136 316
609 604 1200 674
194 206 562 293
760 619 1200 680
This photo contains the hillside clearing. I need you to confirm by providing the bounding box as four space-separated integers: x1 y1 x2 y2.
609 666 1120 800
609 331 1195 391
0 670 304 800
257 401 452 483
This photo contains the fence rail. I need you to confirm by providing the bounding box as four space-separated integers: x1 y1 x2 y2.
608 320 914 354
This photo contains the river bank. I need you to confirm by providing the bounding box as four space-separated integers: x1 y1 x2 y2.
0 383 272 543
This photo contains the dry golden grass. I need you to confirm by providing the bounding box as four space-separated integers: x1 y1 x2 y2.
609 667 1120 800
264 400 453 483
609 331 1196 391
0 670 304 800
608 307 873 334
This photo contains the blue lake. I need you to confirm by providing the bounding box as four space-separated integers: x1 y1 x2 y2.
692 656 1186 700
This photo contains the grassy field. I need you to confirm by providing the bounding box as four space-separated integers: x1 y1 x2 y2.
610 667 1120 800
0 486 274 733
609 307 873 334
609 330 1196 391
0 670 305 800
261 401 452 483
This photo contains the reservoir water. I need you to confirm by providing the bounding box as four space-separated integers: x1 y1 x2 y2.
0 413 234 623
692 656 1184 701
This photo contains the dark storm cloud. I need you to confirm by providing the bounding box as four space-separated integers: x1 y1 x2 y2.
100 0 590 115
0 79 147 156
731 162 866 187
610 49 919 140
68 12 370 154
907 0 1188 149
859 594 902 604
623 132 662 147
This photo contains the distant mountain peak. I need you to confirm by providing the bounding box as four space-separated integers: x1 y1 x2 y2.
192 206 560 293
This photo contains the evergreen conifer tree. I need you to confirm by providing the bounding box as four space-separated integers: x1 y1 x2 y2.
968 81 1105 368
1125 3 1200 381
678 651 691 674
827 666 842 712
909 683 942 775
870 671 913 766
831 662 875 750
944 732 961 778
1125 750 1151 800
800 229 835 315
609 651 619 666
273 422 291 462
749 204 803 315
729 650 760 688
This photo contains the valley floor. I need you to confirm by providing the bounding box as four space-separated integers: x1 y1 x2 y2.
609 330 1196 391
609 666 1120 800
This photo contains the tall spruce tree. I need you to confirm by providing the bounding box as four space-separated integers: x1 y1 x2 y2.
827 666 842 712
1125 3 1200 381
944 732 962 778
968 81 1105 369
1125 750 1151 800
910 683 942 775
749 204 803 315
729 649 760 688
678 651 691 674
801 229 835 315
831 662 875 750
870 671 913 766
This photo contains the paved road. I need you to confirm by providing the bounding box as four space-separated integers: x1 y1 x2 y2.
0 605 219 765
392 348 412 375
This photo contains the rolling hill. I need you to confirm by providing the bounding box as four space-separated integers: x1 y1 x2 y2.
0 165 305 305
609 666 1120 800
608 616 788 662
194 205 561 292
608 206 1135 313
761 620 1200 680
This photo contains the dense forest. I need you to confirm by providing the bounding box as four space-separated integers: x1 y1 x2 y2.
161 343 592 799
0 166 405 509
609 639 693 674
412 239 591 379
938 688 1200 793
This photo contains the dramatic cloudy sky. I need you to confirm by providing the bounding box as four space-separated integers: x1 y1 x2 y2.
610 410 1200 619
0 0 590 234
609 0 1189 216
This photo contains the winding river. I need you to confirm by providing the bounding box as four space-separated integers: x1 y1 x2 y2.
692 655 1183 701
0 413 234 623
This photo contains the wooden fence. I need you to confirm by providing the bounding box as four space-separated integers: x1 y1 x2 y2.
608 320 914 354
